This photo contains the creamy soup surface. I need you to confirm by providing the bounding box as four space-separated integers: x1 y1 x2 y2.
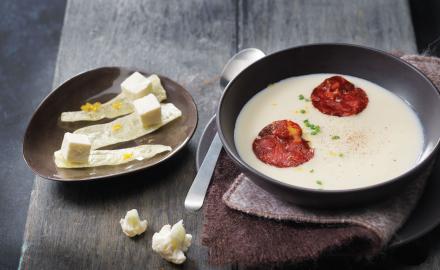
234 74 424 190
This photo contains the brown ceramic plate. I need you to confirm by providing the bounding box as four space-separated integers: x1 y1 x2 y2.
23 67 198 181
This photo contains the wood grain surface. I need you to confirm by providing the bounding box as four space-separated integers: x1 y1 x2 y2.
20 0 440 269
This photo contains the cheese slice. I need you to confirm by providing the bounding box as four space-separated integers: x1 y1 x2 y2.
74 103 181 149
54 144 171 168
60 74 167 122
61 94 133 122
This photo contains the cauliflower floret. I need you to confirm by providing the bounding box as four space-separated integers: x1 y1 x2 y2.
152 220 192 264
120 209 148 237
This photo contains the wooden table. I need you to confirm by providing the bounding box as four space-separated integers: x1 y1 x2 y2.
19 1 440 269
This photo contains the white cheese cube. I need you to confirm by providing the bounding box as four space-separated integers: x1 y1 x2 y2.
60 132 91 163
133 94 162 127
121 72 153 100
120 209 148 237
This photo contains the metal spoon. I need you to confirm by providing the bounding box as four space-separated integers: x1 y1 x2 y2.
184 48 265 211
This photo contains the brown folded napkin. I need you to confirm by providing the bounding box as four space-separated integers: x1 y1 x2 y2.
223 170 428 248
202 54 440 266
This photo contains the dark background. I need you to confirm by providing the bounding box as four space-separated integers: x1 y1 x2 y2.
1 0 439 269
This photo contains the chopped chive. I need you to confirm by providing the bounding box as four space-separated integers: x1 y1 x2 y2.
332 135 340 140
309 169 314 173
305 98 310 102
300 109 306 114
339 153 344 157
316 180 323 185
303 119 320 135
299 94 305 100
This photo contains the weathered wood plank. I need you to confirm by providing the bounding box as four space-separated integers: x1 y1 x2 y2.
238 0 417 54
21 0 429 269
21 0 235 269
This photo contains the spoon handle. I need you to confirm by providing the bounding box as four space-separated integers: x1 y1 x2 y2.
184 133 222 211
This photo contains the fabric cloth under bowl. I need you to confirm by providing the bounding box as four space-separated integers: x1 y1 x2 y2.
202 54 440 266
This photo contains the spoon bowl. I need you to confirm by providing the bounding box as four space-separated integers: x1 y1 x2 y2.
220 48 265 89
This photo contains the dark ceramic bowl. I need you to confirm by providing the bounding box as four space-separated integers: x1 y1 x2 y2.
217 44 440 208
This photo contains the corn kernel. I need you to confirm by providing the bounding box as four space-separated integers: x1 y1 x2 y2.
112 101 122 110
122 153 133 160
80 102 101 112
112 123 122 132
91 102 101 111
80 103 92 112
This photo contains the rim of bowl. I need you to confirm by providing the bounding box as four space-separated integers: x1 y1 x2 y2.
22 66 198 181
216 43 440 195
